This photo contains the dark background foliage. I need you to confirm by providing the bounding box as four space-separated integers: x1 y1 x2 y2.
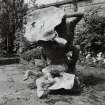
0 0 27 57
75 6 105 56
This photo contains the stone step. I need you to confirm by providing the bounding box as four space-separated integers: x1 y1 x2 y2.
0 57 20 65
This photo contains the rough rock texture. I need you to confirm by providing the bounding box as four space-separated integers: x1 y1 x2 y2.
24 6 65 42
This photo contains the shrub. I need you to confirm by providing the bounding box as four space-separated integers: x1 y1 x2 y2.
75 6 105 56
20 47 42 61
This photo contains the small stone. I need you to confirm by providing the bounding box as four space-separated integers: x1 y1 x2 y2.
54 101 70 105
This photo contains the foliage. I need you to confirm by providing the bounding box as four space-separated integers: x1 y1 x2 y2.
0 1 14 56
78 52 105 68
75 6 105 56
0 0 27 56
13 0 28 56
20 47 42 62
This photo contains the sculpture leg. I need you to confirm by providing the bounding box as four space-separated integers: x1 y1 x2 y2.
23 70 36 81
36 77 46 98
67 45 80 74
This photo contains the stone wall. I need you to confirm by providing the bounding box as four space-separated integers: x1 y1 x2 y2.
60 0 105 14
27 0 105 16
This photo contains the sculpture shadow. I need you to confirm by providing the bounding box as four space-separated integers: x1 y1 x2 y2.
50 81 82 96
50 89 81 96
83 75 105 87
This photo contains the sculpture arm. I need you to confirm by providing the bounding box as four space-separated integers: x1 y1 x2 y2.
64 12 84 44
65 12 84 18
65 12 84 26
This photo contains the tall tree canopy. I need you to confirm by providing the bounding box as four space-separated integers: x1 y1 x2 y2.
0 0 27 56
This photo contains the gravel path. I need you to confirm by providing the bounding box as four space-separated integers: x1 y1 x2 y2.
0 64 105 105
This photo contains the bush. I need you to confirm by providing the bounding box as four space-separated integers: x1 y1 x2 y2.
75 6 105 56
20 47 42 62
20 47 46 70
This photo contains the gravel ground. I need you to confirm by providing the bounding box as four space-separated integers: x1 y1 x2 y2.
0 64 105 105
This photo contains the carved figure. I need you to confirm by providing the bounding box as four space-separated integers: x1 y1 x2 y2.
23 6 83 98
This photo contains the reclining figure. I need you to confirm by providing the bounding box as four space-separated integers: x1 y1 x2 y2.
36 35 77 98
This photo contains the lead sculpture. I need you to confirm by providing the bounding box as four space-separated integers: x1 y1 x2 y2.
23 6 83 98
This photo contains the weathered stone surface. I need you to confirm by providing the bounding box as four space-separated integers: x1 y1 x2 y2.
24 6 65 42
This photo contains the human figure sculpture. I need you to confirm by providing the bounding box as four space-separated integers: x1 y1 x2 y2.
35 13 84 98
23 10 84 98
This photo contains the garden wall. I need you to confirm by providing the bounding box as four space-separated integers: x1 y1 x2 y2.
60 0 105 14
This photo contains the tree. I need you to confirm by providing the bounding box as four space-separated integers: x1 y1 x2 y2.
0 0 27 56
0 1 14 55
